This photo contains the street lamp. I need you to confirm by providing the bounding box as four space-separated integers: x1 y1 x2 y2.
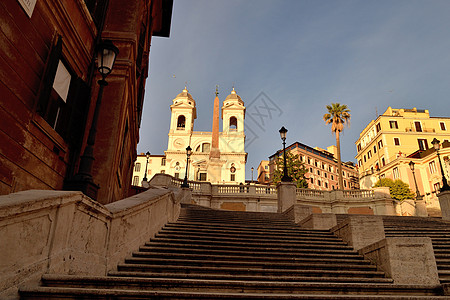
409 161 422 200
66 40 119 200
432 138 450 191
143 151 150 182
251 167 254 183
181 146 192 188
279 126 292 182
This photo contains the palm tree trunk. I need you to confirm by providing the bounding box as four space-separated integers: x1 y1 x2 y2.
336 131 344 190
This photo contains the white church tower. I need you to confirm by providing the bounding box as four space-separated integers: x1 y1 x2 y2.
164 86 246 183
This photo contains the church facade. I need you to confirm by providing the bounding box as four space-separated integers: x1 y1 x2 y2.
134 87 247 185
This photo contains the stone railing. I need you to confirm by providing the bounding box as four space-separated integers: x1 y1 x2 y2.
296 189 325 199
0 188 182 299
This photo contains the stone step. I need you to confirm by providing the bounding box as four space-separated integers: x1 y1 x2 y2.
161 225 340 239
29 274 442 296
131 251 370 264
171 220 308 231
176 217 295 226
139 244 361 256
20 286 447 299
107 271 394 283
116 263 387 278
147 237 355 250
141 242 359 255
123 257 377 271
165 223 333 237
153 233 344 245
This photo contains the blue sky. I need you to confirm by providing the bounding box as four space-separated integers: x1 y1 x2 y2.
138 0 450 180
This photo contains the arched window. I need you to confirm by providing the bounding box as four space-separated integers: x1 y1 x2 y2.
177 115 186 129
229 116 237 130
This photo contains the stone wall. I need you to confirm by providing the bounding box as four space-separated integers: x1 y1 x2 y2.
0 187 181 298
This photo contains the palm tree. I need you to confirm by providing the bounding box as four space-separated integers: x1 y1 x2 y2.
323 103 351 190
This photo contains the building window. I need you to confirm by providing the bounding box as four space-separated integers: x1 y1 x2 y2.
230 174 236 181
429 161 437 174
367 150 372 159
322 163 325 169
331 175 334 180
325 182 328 188
174 173 179 179
314 161 318 167
378 140 383 149
132 176 139 186
324 173 328 178
375 162 379 171
393 167 399 179
394 138 400 146
265 165 268 170
440 122 446 131
177 115 186 129
199 173 207 181
134 162 141 172
229 116 238 130
364 155 367 163
308 157 311 164
318 180 321 186
358 160 362 167
310 178 314 184
202 143 211 152
418 139 429 151
381 157 385 166
376 123 381 133
373 145 377 154
317 170 321 176
161 158 166 166
389 120 398 129
434 182 441 192
309 167 313 173
160 170 165 174
414 121 422 132
357 143 361 152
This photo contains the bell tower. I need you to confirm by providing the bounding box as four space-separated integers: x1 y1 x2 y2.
167 87 196 151
221 87 245 152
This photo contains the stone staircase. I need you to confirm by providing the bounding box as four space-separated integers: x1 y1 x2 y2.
383 215 450 284
20 204 446 299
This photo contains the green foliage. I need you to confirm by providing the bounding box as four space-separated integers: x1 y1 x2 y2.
374 178 415 201
323 103 351 133
272 151 308 188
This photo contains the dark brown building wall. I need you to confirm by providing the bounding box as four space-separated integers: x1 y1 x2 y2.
0 0 95 194
0 0 172 203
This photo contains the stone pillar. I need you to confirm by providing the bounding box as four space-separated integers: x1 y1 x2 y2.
180 187 192 204
415 199 428 217
300 214 337 230
438 190 450 220
332 215 385 251
359 237 439 285
277 182 296 213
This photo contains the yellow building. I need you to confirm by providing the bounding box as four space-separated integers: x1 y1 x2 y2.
355 107 450 213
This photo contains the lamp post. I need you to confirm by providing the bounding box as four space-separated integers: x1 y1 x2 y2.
279 126 292 182
409 161 422 200
181 146 192 188
66 40 119 200
251 167 254 183
432 138 450 191
143 151 150 182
